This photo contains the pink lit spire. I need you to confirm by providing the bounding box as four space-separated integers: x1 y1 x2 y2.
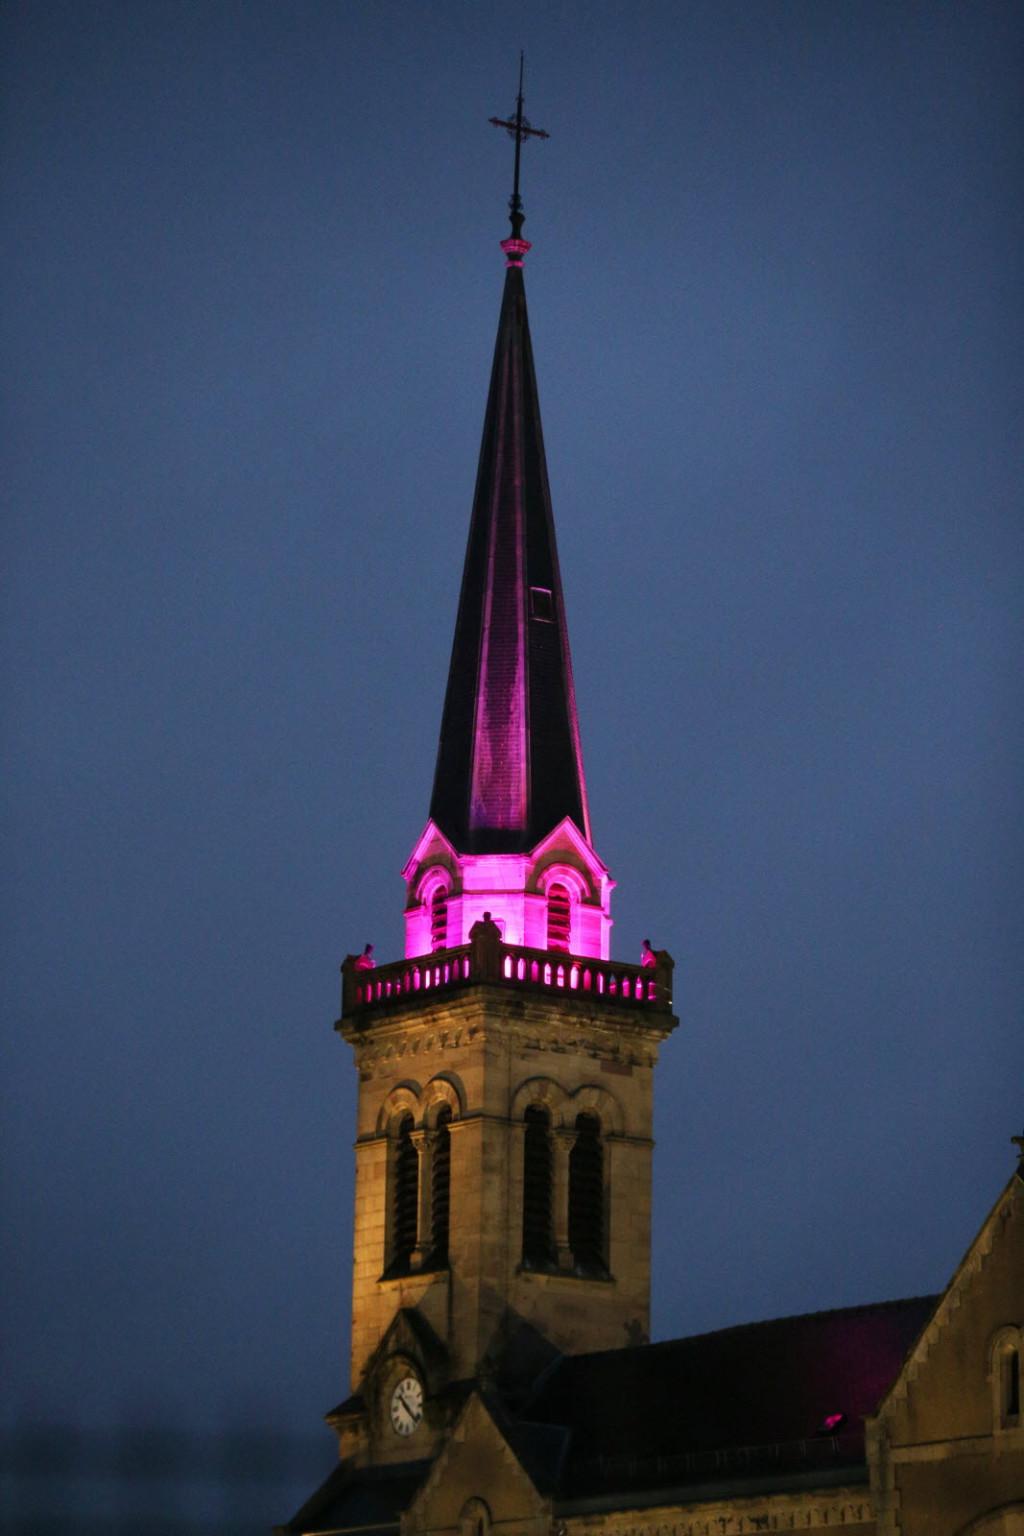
428 73 590 856
404 74 612 966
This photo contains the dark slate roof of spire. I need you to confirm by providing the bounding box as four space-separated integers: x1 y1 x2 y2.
428 262 591 854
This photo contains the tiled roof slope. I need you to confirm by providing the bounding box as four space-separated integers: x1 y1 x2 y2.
526 1297 938 1499
428 262 590 854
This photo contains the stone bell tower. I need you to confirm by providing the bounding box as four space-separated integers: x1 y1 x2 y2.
333 94 677 1466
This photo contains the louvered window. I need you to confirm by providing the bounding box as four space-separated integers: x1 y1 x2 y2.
390 1115 418 1274
430 1107 452 1266
546 883 571 952
521 1106 555 1268
569 1113 605 1275
430 887 448 952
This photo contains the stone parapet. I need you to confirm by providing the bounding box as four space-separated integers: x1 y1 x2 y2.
341 937 675 1021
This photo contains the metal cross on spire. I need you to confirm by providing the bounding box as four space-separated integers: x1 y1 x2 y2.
489 52 549 248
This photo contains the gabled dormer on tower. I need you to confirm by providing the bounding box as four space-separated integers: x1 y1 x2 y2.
403 214 613 963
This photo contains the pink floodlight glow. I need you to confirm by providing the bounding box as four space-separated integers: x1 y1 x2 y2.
500 237 532 267
402 817 614 961
822 1412 847 1433
469 439 528 831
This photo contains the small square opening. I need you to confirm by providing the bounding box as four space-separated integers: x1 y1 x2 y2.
530 586 554 622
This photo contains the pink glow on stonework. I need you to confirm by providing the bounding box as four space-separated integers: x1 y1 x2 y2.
402 818 614 962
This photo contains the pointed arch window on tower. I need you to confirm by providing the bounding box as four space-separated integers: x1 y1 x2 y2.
521 1105 555 1269
388 1114 419 1276
430 886 448 952
430 1106 452 1267
569 1112 606 1276
546 883 571 952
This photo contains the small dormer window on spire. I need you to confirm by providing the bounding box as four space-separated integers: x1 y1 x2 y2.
529 585 554 622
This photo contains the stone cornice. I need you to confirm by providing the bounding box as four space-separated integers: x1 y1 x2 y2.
341 989 674 1078
340 981 677 1045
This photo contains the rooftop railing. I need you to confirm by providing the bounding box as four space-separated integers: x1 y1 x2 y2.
340 926 674 1020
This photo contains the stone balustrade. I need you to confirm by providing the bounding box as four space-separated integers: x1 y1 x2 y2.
341 933 674 1019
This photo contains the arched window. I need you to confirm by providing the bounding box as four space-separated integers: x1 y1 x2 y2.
569 1112 606 1275
430 1106 452 1266
522 1105 555 1268
547 883 571 952
390 1114 418 1275
999 1343 1021 1428
430 887 448 952
990 1327 1023 1432
458 1500 491 1536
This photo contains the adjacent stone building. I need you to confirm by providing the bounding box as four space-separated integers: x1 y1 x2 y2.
280 106 1023 1536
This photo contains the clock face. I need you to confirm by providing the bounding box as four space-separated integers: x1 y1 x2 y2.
389 1375 423 1437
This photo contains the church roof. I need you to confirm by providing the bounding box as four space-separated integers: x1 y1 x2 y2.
277 1458 431 1536
428 257 591 854
289 1297 938 1533
526 1295 938 1502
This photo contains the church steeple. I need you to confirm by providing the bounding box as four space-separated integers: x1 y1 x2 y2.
404 75 610 961
429 67 586 854
325 88 677 1445
428 248 590 853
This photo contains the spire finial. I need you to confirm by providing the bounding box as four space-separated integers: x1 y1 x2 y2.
489 52 549 267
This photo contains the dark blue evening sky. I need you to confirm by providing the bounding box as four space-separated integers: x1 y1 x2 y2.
3 0 1021 1451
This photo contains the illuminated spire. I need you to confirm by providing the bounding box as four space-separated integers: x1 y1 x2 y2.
428 78 589 856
